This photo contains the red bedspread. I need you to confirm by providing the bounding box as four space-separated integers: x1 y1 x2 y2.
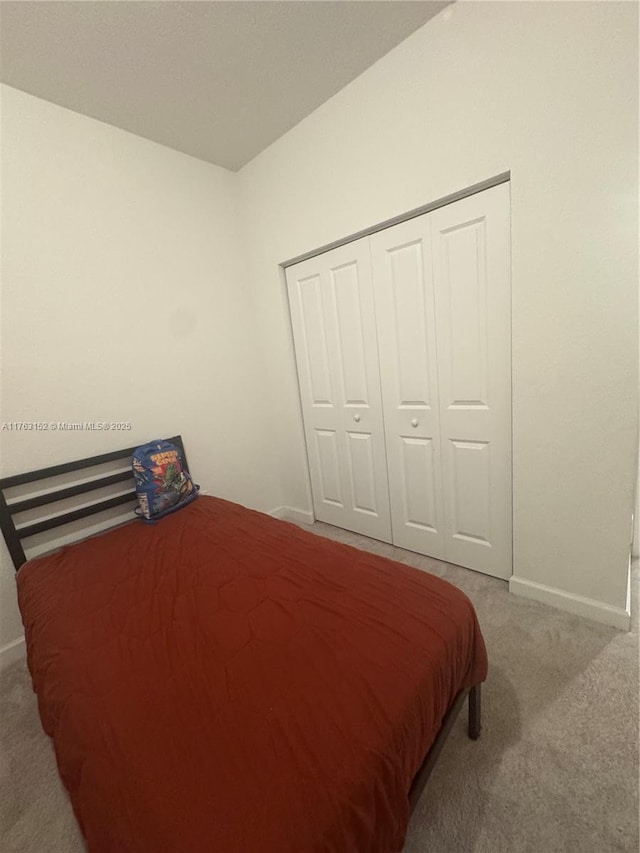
18 496 487 853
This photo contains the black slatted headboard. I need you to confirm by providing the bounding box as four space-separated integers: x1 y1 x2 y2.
0 435 188 571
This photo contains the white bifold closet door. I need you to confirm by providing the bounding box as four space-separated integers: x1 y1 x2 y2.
429 186 512 577
369 217 447 560
371 183 512 578
286 182 511 579
285 239 392 542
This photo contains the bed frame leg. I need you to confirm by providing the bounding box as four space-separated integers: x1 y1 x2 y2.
468 684 482 740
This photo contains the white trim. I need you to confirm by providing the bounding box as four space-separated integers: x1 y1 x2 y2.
281 173 510 268
0 636 25 672
269 506 315 525
509 576 631 631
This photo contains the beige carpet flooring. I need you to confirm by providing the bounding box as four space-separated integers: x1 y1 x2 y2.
1 521 638 852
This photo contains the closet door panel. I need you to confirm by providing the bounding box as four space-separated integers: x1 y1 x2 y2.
449 439 492 544
314 429 343 507
371 220 446 559
286 239 392 542
399 436 439 532
431 182 512 578
296 273 334 406
329 262 369 405
345 431 377 514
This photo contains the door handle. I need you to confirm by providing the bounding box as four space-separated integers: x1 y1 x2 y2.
354 414 361 422
411 418 419 428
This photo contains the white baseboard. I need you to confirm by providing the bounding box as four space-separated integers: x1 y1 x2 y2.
509 576 631 631
0 636 25 672
269 506 315 525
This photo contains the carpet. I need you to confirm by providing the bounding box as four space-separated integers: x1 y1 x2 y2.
1 522 638 852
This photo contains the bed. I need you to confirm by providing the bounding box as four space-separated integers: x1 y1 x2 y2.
1 436 487 853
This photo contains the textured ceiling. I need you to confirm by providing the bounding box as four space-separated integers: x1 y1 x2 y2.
0 1 451 171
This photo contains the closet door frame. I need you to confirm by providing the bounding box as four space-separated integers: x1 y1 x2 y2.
282 172 513 578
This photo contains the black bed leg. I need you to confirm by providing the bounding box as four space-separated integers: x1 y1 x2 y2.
468 684 482 740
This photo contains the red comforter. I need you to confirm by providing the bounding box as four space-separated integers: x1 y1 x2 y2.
18 496 487 853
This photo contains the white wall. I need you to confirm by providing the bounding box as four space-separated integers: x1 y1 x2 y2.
0 86 282 657
239 2 638 623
